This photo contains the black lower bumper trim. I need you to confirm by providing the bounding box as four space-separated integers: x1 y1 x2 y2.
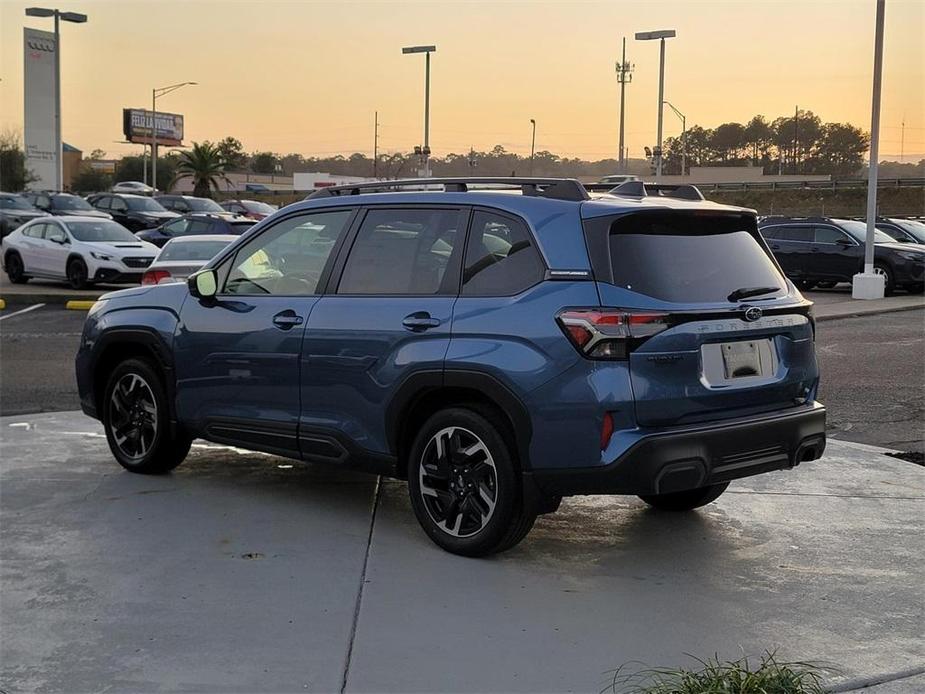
93 269 142 283
532 403 826 497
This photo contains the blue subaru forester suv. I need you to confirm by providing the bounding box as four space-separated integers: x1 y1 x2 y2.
76 178 826 556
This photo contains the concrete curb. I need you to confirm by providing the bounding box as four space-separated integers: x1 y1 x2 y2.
0 293 103 307
815 303 924 322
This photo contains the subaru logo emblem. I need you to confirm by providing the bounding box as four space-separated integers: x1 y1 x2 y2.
743 307 763 322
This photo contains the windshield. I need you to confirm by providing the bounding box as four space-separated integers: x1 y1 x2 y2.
126 197 169 212
889 219 925 243
605 213 786 303
838 220 895 244
52 195 94 211
67 220 139 242
0 195 34 210
158 239 230 261
243 201 276 214
187 198 224 212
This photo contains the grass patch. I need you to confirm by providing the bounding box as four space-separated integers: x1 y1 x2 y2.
605 651 831 694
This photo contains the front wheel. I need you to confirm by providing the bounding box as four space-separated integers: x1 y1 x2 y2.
873 262 895 296
103 358 191 474
67 257 89 290
639 482 729 512
407 407 537 557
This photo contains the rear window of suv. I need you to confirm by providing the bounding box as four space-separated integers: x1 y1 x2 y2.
602 212 786 303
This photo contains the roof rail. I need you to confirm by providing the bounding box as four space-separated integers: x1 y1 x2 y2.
304 177 590 202
610 181 706 201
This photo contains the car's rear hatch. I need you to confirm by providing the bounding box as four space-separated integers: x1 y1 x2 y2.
582 208 818 427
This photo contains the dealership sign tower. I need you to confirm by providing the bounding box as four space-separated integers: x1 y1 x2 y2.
23 27 57 191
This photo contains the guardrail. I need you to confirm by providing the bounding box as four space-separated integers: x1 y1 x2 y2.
702 177 925 193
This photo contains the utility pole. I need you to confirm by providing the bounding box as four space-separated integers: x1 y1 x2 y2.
373 111 379 178
900 116 905 163
529 119 536 175
792 105 799 174
616 37 634 173
635 30 675 181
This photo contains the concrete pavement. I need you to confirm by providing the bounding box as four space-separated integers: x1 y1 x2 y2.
1 411 922 693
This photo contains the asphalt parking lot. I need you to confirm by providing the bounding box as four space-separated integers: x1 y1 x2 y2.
2 301 922 453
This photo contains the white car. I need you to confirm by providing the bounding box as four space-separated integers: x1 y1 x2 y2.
1 216 158 289
142 234 237 285
111 181 156 196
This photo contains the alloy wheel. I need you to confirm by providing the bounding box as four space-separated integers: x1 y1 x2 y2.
418 426 499 538
108 373 158 460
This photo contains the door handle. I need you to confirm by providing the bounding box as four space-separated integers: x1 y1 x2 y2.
771 244 780 250
402 312 441 331
272 310 304 330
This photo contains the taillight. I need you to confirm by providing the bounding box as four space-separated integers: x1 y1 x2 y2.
142 269 171 285
556 308 670 359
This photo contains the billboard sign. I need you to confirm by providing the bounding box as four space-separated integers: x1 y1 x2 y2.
122 109 184 147
23 28 58 190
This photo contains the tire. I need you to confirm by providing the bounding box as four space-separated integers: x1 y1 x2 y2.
67 257 89 290
407 407 537 557
5 252 29 284
905 283 924 295
815 281 837 289
795 280 816 291
873 262 895 296
102 358 191 474
639 482 729 512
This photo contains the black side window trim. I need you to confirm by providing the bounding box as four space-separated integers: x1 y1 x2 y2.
458 206 548 298
328 204 469 297
214 206 358 298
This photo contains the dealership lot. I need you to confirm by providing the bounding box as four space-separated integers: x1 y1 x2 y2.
1 410 922 692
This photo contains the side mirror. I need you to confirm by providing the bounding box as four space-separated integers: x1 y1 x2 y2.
188 269 218 299
836 238 852 246
50 235 68 245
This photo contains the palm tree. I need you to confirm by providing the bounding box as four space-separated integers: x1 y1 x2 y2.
170 142 230 197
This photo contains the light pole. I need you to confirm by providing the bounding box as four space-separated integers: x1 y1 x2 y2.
663 100 686 177
615 37 634 173
25 7 87 191
151 82 196 192
853 0 886 300
635 29 676 181
530 119 536 175
402 45 436 177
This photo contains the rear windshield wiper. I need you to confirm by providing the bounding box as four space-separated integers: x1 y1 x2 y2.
727 286 780 302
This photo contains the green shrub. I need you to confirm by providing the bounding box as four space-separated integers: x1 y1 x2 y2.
605 651 830 694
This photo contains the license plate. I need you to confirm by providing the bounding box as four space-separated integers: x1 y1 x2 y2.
721 340 765 379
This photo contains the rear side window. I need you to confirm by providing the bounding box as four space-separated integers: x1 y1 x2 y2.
462 211 544 296
777 226 813 242
338 208 460 295
606 213 786 303
24 224 45 239
814 227 851 244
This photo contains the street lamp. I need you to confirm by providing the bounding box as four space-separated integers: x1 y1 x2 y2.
635 29 676 181
402 45 436 177
25 7 87 191
151 81 196 192
530 119 536 175
663 100 686 177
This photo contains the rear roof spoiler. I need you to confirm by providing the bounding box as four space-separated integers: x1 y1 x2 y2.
609 181 705 201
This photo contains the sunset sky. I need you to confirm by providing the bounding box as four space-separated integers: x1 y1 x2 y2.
1 0 923 162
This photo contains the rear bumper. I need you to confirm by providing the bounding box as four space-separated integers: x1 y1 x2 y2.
530 402 826 497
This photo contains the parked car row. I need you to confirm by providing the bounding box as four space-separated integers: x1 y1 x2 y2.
1 190 267 289
758 216 925 294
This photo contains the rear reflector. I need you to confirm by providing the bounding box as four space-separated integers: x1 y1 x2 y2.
600 412 614 450
142 269 171 285
556 308 670 359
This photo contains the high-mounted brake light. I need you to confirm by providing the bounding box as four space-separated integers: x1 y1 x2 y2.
556 308 670 359
141 269 171 285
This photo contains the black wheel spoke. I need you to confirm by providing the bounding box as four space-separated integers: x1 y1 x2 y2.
418 425 499 538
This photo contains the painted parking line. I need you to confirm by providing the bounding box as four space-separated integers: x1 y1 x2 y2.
65 300 97 310
0 303 45 321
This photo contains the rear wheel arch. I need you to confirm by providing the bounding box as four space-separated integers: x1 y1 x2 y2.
387 370 533 478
